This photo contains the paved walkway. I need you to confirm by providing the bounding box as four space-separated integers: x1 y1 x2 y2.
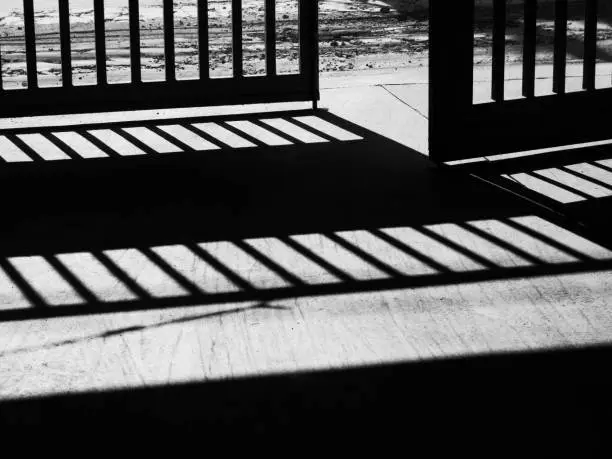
0 66 610 450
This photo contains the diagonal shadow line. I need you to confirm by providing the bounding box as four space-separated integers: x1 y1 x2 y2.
47 131 109 161
498 172 536 190
45 255 100 304
0 302 284 359
468 170 612 247
0 109 320 137
0 258 48 307
493 171 587 211
462 144 612 177
4 134 43 162
114 128 161 155
416 226 499 269
250 119 306 145
3 258 612 323
278 236 355 283
180 123 226 149
220 121 268 147
457 222 546 265
77 130 124 158
92 251 152 299
315 110 371 139
139 247 204 296
560 165 612 191
324 232 405 278
121 127 183 155
287 117 340 143
285 117 337 143
232 240 307 286
501 218 592 261
506 171 566 198
0 112 356 163
531 170 594 199
257 118 330 144
591 160 612 174
369 229 453 274
148 125 196 152
41 132 86 161
186 243 256 292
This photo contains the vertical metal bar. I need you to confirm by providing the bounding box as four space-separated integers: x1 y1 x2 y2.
265 0 276 76
300 0 319 100
59 0 73 87
523 0 537 98
23 0 38 89
492 0 506 102
299 0 314 103
94 0 107 85
0 41 4 91
164 0 176 82
553 0 568 94
299 0 308 77
584 0 598 91
312 0 320 108
129 0 142 83
198 0 209 80
232 0 243 78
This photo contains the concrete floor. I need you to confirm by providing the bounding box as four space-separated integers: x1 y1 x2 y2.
0 68 611 450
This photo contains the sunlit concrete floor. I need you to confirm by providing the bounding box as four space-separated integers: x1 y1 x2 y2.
0 67 611 449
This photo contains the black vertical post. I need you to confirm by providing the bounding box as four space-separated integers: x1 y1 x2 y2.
313 0 319 109
198 0 210 80
584 0 598 91
94 0 107 85
23 0 38 89
232 0 243 78
0 41 3 91
429 0 475 162
164 0 176 82
523 0 537 98
265 0 276 76
553 0 568 94
129 0 142 83
59 0 73 87
492 0 506 102
300 0 319 109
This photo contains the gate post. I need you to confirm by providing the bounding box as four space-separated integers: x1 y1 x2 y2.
428 0 475 163
300 0 320 110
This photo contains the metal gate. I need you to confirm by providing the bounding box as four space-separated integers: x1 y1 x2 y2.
0 0 319 117
429 0 612 162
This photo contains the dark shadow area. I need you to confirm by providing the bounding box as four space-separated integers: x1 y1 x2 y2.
1 110 611 321
1 107 610 452
0 342 609 453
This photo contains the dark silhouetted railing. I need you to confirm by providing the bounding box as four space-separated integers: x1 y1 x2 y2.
430 0 612 162
0 0 319 117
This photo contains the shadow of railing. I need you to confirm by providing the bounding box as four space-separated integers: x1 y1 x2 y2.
1 109 612 322
453 140 612 232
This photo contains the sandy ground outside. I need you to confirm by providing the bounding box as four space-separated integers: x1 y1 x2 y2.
0 1 611 89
